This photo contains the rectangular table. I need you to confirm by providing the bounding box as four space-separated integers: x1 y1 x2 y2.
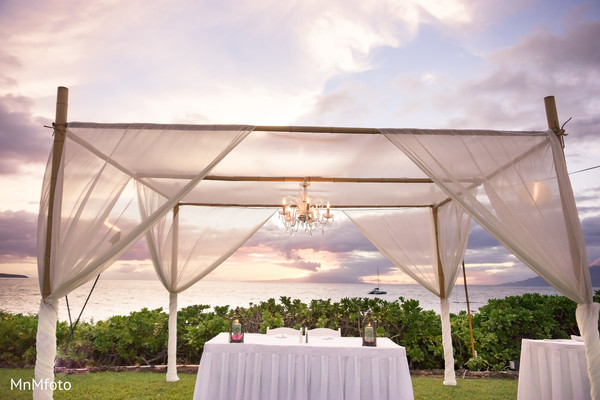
193 332 414 400
518 339 590 400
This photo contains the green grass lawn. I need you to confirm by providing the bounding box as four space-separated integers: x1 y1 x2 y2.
0 368 517 399
411 376 517 400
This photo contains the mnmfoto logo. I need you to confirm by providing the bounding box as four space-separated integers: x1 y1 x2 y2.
11 378 71 391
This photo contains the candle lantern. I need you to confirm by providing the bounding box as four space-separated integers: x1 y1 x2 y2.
362 309 377 347
229 307 244 343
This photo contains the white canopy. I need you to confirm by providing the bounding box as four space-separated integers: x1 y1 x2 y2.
33 88 599 399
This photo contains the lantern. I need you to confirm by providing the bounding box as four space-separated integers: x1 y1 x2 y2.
229 307 244 343
362 309 377 347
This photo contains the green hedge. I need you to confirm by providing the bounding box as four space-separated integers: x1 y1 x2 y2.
1 291 599 371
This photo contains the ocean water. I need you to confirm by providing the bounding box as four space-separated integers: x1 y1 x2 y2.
2 278 591 323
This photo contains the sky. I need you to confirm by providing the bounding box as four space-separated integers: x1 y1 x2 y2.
1 0 599 286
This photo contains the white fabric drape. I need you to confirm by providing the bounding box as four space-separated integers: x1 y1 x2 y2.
440 298 455 386
33 299 58 400
577 303 600 399
344 203 471 385
139 199 276 294
167 292 178 382
139 193 275 381
343 205 470 297
435 200 473 299
437 200 472 385
37 124 253 300
382 128 599 398
345 208 439 295
35 124 254 398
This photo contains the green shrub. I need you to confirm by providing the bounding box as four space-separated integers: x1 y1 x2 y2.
472 293 579 370
2 290 599 369
0 311 39 365
181 307 229 362
91 308 168 365
465 356 488 371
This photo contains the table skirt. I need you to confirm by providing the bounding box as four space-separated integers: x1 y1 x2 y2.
193 333 413 400
518 339 590 400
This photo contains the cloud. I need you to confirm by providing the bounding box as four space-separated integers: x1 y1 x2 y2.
0 0 476 125
0 95 51 174
465 206 600 272
580 185 600 200
284 258 321 272
102 260 156 280
466 222 502 251
0 208 148 264
581 214 600 264
449 19 600 133
298 0 473 78
120 238 150 261
246 216 378 256
0 210 37 260
491 20 600 73
463 262 535 285
463 222 525 272
299 82 372 125
279 268 365 284
235 214 394 282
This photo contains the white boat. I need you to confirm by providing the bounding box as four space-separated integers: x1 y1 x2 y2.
368 269 387 295
368 287 387 295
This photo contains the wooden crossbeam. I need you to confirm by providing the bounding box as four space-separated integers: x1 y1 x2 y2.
178 202 435 208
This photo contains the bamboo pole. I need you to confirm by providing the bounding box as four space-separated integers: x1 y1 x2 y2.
252 125 548 136
462 261 476 358
545 96 580 281
134 173 442 183
42 86 68 300
544 95 564 147
177 202 434 209
69 121 548 137
544 96 560 133
432 207 446 299
171 204 179 286
254 125 380 134
201 176 434 184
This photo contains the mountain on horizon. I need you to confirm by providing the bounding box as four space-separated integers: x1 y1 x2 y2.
0 273 28 278
501 266 600 287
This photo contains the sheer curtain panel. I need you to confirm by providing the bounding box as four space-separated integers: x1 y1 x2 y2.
345 203 471 385
138 194 275 380
35 124 253 399
382 128 599 398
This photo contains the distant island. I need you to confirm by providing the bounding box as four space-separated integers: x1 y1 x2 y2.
0 273 28 278
502 266 600 287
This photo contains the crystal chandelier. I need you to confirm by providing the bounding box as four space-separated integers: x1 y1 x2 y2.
279 178 334 235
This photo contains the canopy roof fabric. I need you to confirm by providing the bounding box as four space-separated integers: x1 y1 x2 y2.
34 121 599 399
68 123 449 208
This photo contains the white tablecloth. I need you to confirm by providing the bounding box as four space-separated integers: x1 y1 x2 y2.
193 332 414 400
518 339 590 400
